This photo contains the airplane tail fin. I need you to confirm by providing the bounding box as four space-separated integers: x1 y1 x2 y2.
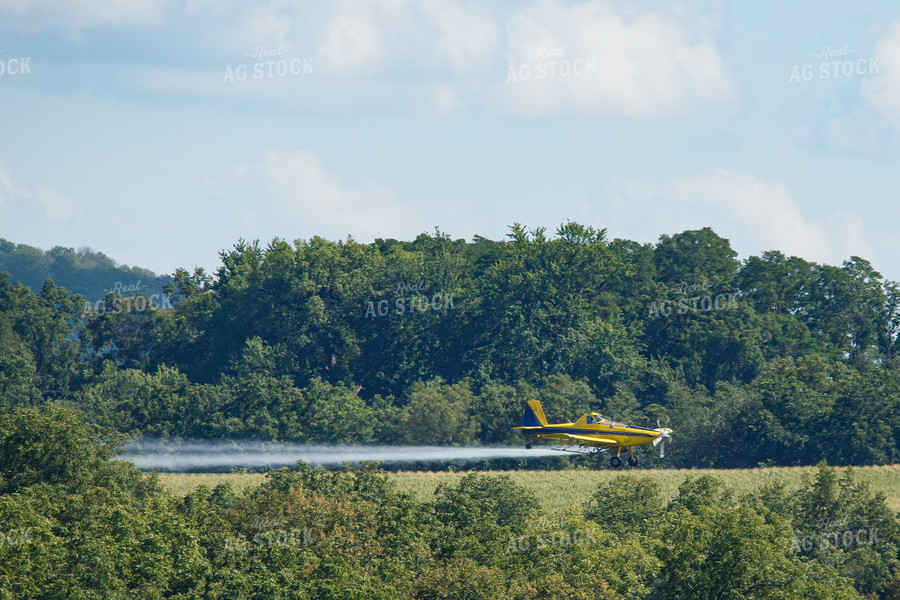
518 400 548 428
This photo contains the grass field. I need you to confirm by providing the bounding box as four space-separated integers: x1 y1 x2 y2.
158 464 900 513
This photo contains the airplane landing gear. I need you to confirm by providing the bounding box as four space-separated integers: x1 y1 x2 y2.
611 446 626 468
612 448 638 468
627 447 638 467
525 443 532 449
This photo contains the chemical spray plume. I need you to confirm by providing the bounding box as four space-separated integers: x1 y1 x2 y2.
121 439 561 471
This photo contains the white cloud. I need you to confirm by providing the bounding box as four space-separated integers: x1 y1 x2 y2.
312 0 499 78
603 169 872 267
230 1 294 56
862 19 900 133
0 160 71 221
35 184 72 221
307 0 734 118
317 13 389 77
18 1 499 115
0 163 19 205
205 150 423 243
822 110 890 156
495 0 736 118
420 1 500 77
432 83 464 116
3 0 731 120
0 0 166 29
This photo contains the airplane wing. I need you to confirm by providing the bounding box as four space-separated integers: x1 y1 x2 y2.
563 434 618 446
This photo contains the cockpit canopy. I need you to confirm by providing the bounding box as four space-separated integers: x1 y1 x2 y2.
581 412 609 425
579 412 632 428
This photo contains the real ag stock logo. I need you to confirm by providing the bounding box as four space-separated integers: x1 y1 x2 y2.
0 50 32 77
223 517 314 554
0 527 32 547
506 528 597 553
647 279 738 318
81 280 174 317
791 517 879 552
789 45 879 82
505 517 598 554
364 280 455 318
223 45 314 83
505 45 599 82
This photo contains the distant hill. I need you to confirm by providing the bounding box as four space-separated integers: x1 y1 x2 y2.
0 238 171 303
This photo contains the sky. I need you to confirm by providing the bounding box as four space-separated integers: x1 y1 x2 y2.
1 0 898 283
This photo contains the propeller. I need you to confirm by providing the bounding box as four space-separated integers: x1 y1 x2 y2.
653 418 672 459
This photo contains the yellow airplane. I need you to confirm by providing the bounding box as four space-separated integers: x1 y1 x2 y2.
513 400 672 467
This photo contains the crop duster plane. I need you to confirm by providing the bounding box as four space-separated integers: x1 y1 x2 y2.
513 400 672 467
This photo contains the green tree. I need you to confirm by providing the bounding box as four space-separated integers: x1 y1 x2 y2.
471 380 523 445
467 223 631 386
750 355 851 465
302 378 375 444
656 494 860 599
0 315 41 409
806 258 893 366
584 475 664 535
825 367 900 465
531 374 600 425
0 275 87 400
794 463 900 597
79 362 219 439
508 510 660 600
654 227 739 291
416 557 511 600
394 379 480 445
737 251 816 318
433 473 540 565
0 403 137 495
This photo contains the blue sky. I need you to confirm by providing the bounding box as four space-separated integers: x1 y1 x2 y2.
1 0 898 282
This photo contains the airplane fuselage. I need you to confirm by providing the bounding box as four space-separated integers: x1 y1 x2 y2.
513 401 673 466
520 420 667 448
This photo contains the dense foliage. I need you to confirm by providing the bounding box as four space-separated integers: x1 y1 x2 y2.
1 405 898 598
0 224 899 468
0 238 170 304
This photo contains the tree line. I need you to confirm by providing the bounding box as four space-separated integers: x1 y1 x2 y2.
0 237 169 303
0 223 898 467
1 404 898 599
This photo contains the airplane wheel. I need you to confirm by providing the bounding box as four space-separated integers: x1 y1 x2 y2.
610 456 622 468
525 443 532 449
628 456 638 467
